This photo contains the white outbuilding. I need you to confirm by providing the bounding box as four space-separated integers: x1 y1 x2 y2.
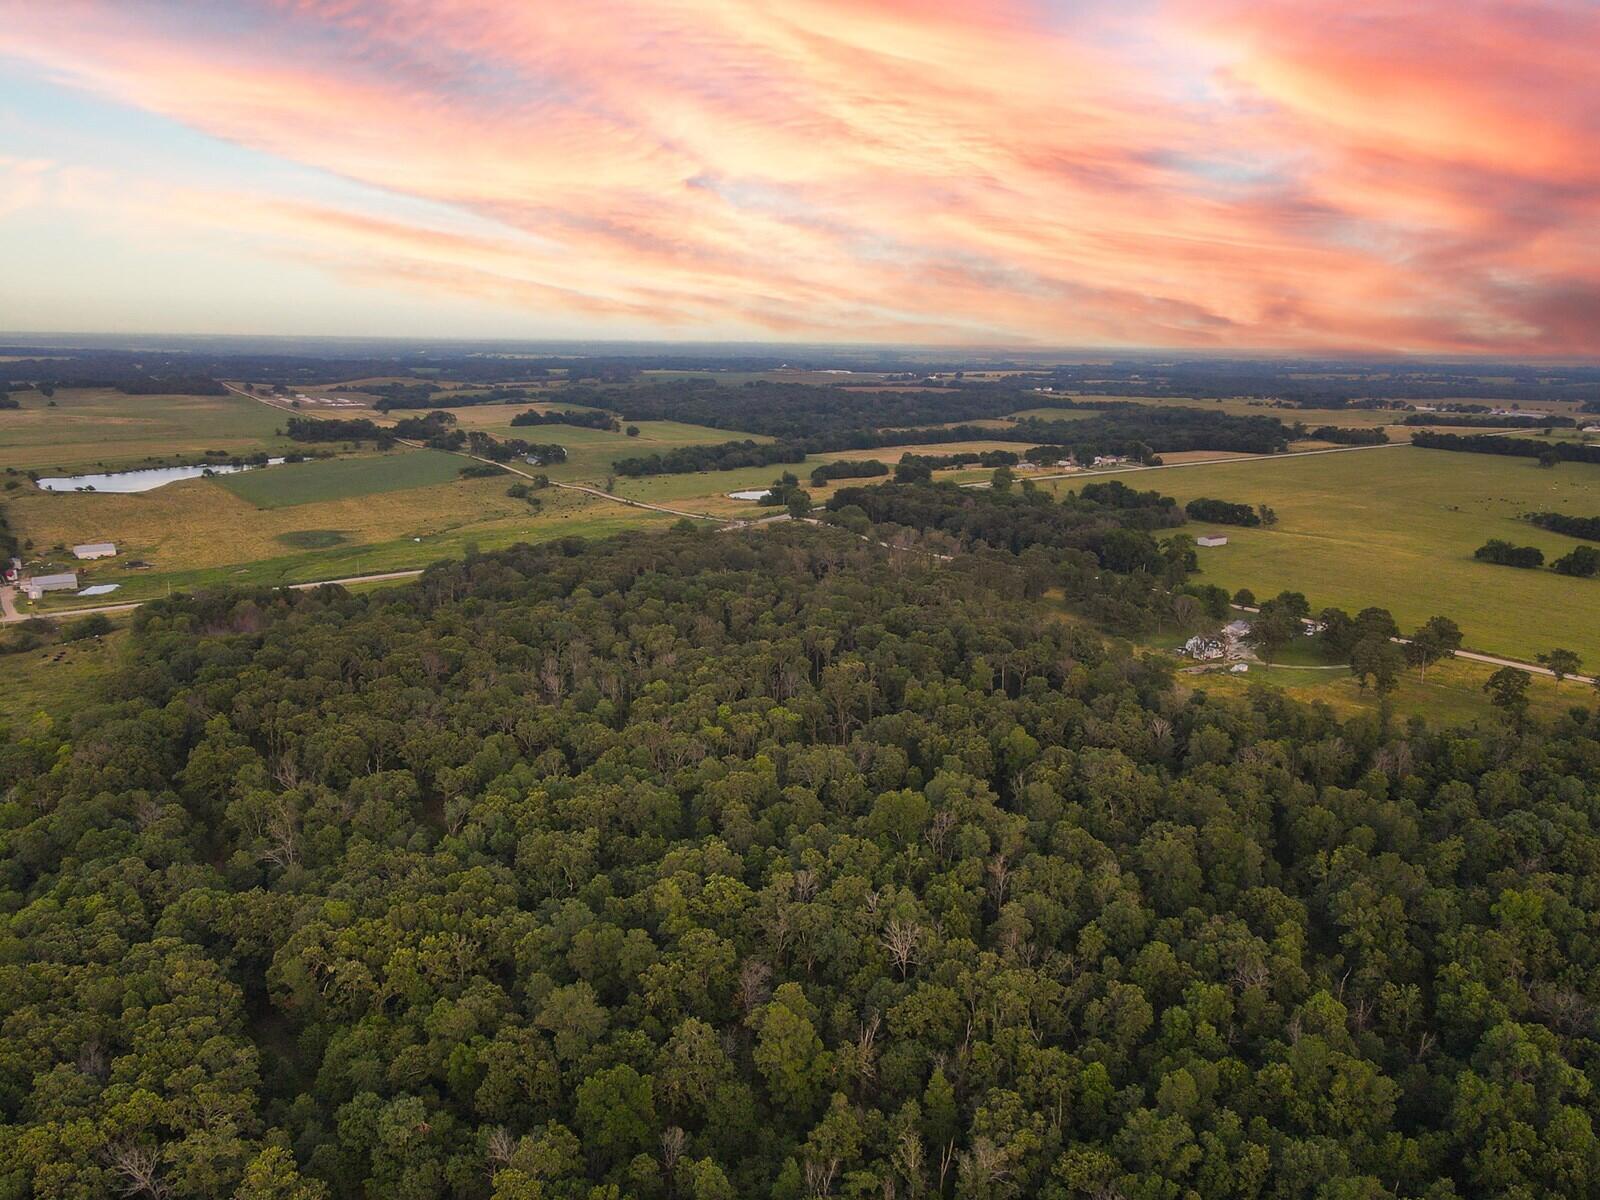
22 572 78 600
72 542 117 560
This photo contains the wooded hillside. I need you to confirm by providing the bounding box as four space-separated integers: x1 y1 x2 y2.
2 527 1598 1198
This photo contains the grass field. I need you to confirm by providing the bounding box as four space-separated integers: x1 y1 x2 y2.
0 628 130 728
13 475 671 610
1183 653 1595 726
12 467 599 578
1044 445 1600 664
0 387 316 473
217 449 465 508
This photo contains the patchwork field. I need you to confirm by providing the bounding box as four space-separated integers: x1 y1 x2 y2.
1045 445 1600 663
218 448 466 508
0 387 315 473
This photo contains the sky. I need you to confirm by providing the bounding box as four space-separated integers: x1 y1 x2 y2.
1 0 1597 355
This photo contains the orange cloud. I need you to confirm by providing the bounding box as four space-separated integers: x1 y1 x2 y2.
2 0 1596 352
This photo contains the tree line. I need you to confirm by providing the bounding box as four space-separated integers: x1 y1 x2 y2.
1527 512 1600 542
612 440 808 477
1413 430 1600 465
1403 414 1575 429
1304 425 1388 445
1475 539 1599 577
510 409 619 431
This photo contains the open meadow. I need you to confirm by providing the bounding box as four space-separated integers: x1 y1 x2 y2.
8 466 670 606
217 448 465 507
1045 444 1600 663
0 387 317 473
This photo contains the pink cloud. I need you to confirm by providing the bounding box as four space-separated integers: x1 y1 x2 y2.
2 0 1597 352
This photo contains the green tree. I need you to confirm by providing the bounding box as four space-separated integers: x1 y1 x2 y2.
1483 666 1531 721
752 984 828 1116
1405 615 1462 680
576 1065 657 1167
1537 648 1582 682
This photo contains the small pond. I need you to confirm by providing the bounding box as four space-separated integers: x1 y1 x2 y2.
35 458 286 493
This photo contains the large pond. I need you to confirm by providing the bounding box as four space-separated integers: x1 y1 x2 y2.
727 488 773 501
35 459 285 493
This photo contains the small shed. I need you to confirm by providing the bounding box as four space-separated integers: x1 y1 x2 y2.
1196 535 1229 548
73 542 118 560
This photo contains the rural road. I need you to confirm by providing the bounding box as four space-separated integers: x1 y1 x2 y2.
0 586 19 621
0 569 426 625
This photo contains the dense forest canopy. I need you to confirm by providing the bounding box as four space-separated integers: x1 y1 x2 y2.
3 526 1600 1200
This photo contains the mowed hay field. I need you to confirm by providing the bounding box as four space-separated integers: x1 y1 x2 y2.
217 449 465 508
0 388 309 473
9 468 669 603
1045 445 1600 664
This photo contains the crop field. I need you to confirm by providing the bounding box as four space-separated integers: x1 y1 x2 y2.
1044 445 1600 663
0 387 310 473
217 448 465 508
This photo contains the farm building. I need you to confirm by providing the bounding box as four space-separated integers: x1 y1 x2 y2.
22 572 78 601
1182 634 1225 660
72 541 117 560
1196 535 1229 547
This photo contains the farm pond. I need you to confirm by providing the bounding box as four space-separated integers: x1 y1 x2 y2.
35 459 286 493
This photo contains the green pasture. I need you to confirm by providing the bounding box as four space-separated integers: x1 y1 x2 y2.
1047 445 1600 663
217 449 466 508
0 388 311 474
